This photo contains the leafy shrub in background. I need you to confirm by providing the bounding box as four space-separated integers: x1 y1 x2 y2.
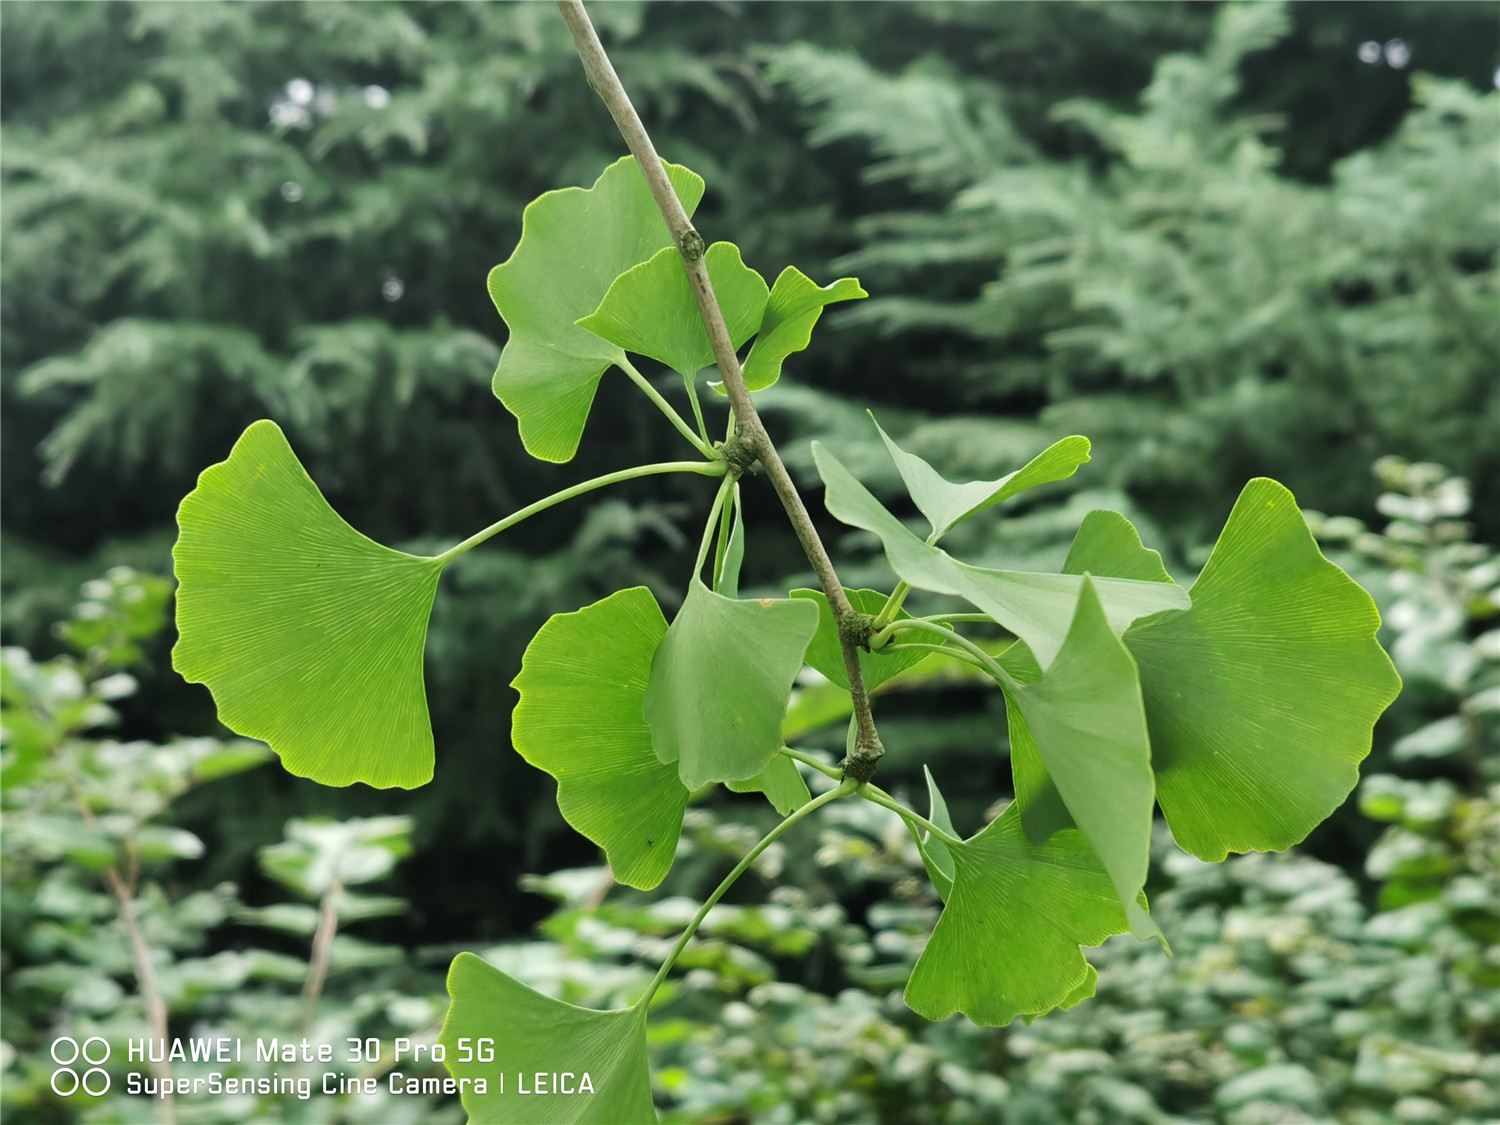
0 572 453 1123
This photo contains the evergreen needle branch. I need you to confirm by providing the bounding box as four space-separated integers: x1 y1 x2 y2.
618 354 715 457
558 0 885 781
857 783 963 848
879 619 1019 691
638 778 856 1007
431 459 725 566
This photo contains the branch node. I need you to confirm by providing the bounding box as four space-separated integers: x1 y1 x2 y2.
715 431 759 475
840 738 885 785
839 610 877 653
678 228 706 263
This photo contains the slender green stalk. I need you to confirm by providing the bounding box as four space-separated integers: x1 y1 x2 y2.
710 482 737 590
694 474 736 578
780 745 842 781
870 581 911 632
682 370 711 447
880 618 1019 691
431 460 725 566
879 642 991 672
857 783 963 848
618 354 716 458
639 779 856 1007
918 613 996 626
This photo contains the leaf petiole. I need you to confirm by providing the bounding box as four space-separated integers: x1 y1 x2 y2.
857 782 963 848
638 778 856 1007
431 459 727 566
619 354 716 458
683 370 712 448
780 745 842 781
869 581 911 632
693 474 736 578
878 641 991 672
878 618 1019 691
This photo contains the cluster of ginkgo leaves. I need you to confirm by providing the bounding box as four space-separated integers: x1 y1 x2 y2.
170 155 1401 1124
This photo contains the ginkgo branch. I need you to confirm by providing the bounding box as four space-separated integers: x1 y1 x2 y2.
556 0 886 783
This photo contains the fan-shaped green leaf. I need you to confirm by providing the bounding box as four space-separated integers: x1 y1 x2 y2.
578 242 768 379
917 765 957 901
489 156 706 462
644 579 819 789
904 806 1126 1027
726 752 811 815
738 267 867 391
1063 510 1174 583
790 588 929 692
1124 478 1402 860
1009 578 1158 939
172 420 441 789
811 442 1188 666
511 588 687 891
872 417 1091 540
441 952 655 1124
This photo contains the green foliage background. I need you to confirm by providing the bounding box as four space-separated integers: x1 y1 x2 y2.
2 2 1496 1121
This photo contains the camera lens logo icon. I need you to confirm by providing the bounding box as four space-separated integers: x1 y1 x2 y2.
50 1037 110 1096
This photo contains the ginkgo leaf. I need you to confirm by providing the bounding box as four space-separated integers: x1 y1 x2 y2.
790 588 929 692
726 752 811 815
173 420 441 789
739 267 866 391
811 442 1188 666
917 764 957 901
1124 478 1403 861
510 588 687 891
872 416 1091 540
1063 509 1174 584
644 579 819 789
441 952 655 1124
1008 578 1159 940
578 242 768 379
904 806 1127 1027
489 156 705 462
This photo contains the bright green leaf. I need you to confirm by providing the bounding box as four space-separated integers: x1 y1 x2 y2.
1124 478 1403 860
1063 510 1174 583
511 588 688 891
918 765 956 901
1009 578 1159 939
489 156 705 462
726 752 811 815
739 267 866 391
790 588 929 692
904 806 1126 1027
811 442 1188 666
441 952 655 1124
578 242 768 379
872 416 1091 540
173 420 442 789
645 580 819 789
